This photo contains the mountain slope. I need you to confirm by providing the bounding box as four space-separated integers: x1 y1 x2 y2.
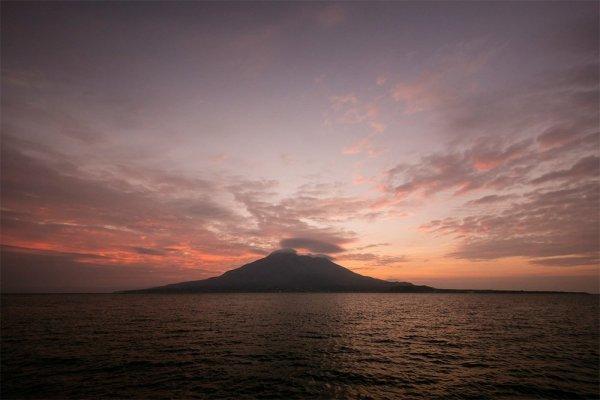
123 250 401 293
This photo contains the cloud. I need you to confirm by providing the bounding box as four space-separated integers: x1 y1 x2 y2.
352 243 391 251
130 247 173 256
382 29 596 148
423 183 599 265
336 252 409 266
391 40 498 115
279 238 345 254
530 155 599 184
2 133 396 290
271 248 297 255
536 124 592 151
342 132 382 157
229 178 388 247
185 199 237 220
328 94 386 156
0 138 260 271
382 89 597 200
0 245 211 292
529 255 600 267
384 137 534 199
282 195 383 222
329 95 383 128
465 194 517 207
443 62 599 141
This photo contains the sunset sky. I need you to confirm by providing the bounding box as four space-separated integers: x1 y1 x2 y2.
1 1 598 292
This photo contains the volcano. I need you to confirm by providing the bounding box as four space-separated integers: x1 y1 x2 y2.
120 250 585 294
121 249 431 293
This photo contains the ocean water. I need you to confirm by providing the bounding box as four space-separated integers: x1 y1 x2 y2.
1 293 598 399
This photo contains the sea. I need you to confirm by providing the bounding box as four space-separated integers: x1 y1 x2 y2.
1 293 598 399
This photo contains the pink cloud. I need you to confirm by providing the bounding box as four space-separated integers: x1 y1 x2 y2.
329 95 386 156
390 41 499 115
383 137 536 199
342 133 381 157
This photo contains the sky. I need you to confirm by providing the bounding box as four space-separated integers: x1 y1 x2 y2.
1 1 598 293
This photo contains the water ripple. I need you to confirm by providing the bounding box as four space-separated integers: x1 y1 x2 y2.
1 293 598 399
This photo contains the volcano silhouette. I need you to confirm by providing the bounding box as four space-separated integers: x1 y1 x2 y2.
122 249 431 293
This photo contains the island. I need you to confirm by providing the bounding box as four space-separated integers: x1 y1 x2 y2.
119 250 587 294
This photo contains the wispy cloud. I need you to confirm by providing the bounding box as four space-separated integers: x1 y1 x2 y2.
423 183 599 266
336 252 409 267
2 134 396 284
328 94 386 156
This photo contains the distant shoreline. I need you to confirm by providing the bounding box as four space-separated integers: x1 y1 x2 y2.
2 290 593 295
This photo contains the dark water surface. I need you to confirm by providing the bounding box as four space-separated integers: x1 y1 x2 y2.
1 293 598 399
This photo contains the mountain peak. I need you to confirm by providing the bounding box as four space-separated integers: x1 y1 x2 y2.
269 248 297 255
267 248 298 258
125 251 397 293
266 249 335 263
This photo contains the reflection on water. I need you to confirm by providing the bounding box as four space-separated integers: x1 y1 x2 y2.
2 293 598 399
